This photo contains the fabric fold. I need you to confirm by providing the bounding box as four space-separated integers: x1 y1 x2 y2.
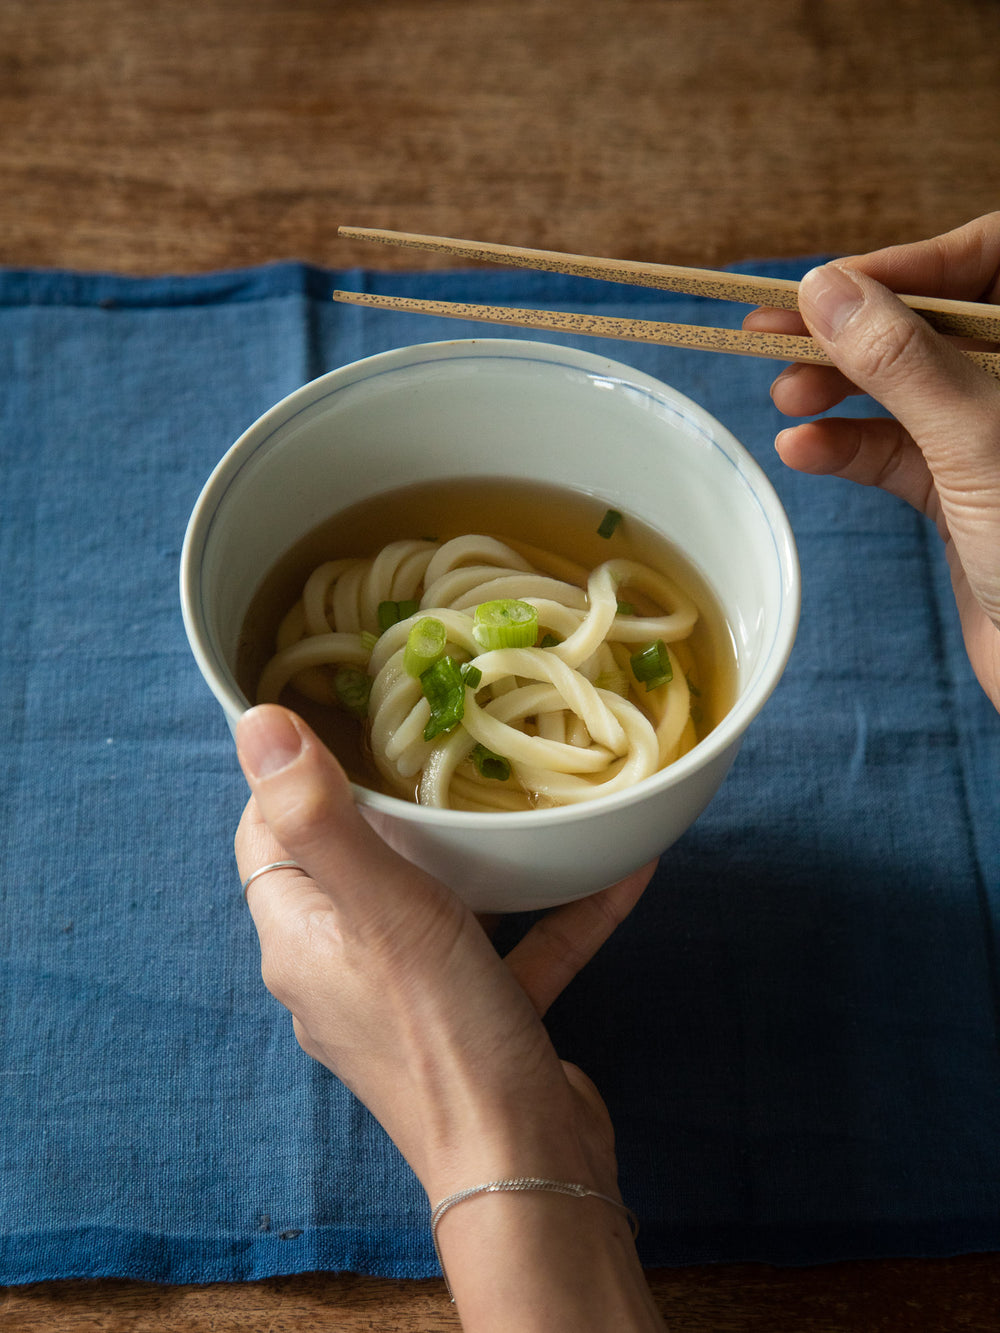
1 261 997 1284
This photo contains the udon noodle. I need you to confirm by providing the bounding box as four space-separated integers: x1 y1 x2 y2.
255 529 705 812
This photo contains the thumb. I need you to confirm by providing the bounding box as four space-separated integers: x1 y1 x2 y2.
798 264 1000 610
798 262 1000 487
235 704 450 929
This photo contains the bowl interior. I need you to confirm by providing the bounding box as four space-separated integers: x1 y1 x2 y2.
182 339 799 806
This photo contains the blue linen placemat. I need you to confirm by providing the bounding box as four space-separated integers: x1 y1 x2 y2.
1 260 998 1284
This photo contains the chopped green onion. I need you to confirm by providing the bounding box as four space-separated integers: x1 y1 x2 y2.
539 632 562 649
404 617 448 678
616 600 635 615
360 630 378 655
594 668 629 697
378 599 421 632
377 600 400 632
630 639 673 692
471 744 511 782
685 675 702 698
460 662 483 690
420 656 467 740
472 599 539 650
334 665 372 718
597 508 623 539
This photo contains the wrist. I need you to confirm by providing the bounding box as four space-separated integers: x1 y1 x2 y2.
430 1175 660 1332
414 1074 620 1206
432 1177 638 1291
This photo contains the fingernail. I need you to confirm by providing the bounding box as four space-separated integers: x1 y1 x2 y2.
770 363 801 399
238 706 304 780
799 264 864 341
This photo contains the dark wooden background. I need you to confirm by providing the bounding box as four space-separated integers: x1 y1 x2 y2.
2 1 999 1328
3 0 998 276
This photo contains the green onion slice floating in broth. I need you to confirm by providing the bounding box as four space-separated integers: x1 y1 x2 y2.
471 744 511 782
472 599 539 650
377 599 420 632
404 617 448 678
334 665 372 718
597 508 623 538
630 639 673 692
420 656 467 740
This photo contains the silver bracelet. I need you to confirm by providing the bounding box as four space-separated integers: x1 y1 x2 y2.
430 1176 640 1302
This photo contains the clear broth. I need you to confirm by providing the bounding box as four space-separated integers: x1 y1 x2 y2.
236 477 738 796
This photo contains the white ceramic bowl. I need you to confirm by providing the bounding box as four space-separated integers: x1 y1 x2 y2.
181 339 799 912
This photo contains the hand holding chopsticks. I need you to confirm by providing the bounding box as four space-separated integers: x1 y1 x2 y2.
337 216 1000 715
333 227 1000 378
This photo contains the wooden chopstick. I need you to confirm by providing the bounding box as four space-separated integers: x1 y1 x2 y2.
337 226 1000 343
332 290 828 365
331 289 1000 378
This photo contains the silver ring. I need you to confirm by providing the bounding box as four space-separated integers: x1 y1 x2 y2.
242 860 308 897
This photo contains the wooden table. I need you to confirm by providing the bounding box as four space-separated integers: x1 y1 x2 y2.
2 1 998 1327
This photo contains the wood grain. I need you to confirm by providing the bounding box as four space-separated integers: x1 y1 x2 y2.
0 1 998 275
336 227 1000 340
330 289 1000 375
5 1256 1000 1332
2 0 999 1327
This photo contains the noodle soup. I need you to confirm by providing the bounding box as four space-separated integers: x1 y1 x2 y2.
237 477 736 811
183 339 799 908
